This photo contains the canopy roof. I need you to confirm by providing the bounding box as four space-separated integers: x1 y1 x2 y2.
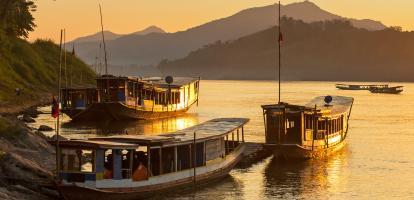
262 96 354 117
90 118 249 146
55 140 140 150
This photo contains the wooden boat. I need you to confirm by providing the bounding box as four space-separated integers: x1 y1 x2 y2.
61 75 200 121
261 96 353 160
55 118 248 200
335 83 388 90
369 86 403 94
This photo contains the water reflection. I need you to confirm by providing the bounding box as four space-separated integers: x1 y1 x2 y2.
60 113 199 137
263 146 349 199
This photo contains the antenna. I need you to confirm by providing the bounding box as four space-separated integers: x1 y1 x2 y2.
99 4 108 75
278 1 281 103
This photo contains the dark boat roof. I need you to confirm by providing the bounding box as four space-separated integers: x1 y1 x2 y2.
89 118 249 146
336 83 388 87
54 140 140 149
144 77 199 89
262 96 354 117
95 75 199 88
306 96 354 116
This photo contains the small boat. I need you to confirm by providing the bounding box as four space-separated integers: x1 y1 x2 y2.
55 118 248 200
335 83 388 90
261 96 353 159
61 75 200 121
369 86 403 94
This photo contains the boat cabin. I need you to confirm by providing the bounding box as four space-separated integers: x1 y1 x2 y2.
57 118 248 189
61 87 98 110
262 96 353 150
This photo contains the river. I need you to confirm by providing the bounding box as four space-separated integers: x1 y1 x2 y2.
30 80 414 199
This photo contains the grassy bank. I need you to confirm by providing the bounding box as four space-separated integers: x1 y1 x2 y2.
0 33 96 113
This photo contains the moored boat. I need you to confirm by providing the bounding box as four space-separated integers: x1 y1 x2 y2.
335 83 388 90
261 96 353 160
55 118 248 200
369 86 403 94
61 75 200 121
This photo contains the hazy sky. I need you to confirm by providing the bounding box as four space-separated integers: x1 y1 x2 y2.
29 0 413 42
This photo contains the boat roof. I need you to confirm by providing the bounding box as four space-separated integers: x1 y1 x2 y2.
336 83 388 87
145 77 199 89
95 75 199 88
306 96 354 116
89 118 249 146
262 96 354 117
54 140 140 150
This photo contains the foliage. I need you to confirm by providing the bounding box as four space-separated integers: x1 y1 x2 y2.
0 0 36 38
0 35 96 104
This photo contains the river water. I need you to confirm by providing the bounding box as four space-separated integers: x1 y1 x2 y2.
31 80 414 199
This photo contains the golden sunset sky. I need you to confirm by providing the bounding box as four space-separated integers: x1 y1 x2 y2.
29 0 413 42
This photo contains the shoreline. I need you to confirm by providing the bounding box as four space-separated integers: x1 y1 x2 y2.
0 101 59 200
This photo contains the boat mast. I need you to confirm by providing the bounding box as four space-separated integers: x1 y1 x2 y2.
56 29 63 177
278 1 281 103
99 4 108 75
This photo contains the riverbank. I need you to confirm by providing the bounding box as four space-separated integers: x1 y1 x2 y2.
0 104 58 200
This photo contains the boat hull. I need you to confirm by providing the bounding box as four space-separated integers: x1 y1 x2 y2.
63 102 190 121
58 145 244 200
265 141 346 160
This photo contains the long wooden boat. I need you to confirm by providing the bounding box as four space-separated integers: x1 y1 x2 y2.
335 83 388 90
261 96 353 160
369 86 403 94
61 75 200 121
55 118 248 200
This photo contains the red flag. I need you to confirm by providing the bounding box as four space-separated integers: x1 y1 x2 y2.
279 32 284 43
52 96 59 118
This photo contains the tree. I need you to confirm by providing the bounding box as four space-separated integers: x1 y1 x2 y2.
0 0 36 38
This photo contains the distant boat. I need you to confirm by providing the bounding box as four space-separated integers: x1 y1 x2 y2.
335 83 388 90
261 96 354 159
54 118 249 200
369 86 403 94
61 75 200 121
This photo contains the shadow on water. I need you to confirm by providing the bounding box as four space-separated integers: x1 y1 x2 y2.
159 175 242 200
60 113 200 136
263 145 350 199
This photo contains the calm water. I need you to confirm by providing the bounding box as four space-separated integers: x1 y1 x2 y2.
31 80 414 199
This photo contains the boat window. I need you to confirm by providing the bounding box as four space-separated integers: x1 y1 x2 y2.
206 138 224 161
150 148 161 176
121 150 133 179
132 148 150 181
104 149 113 179
194 142 205 167
177 145 191 171
60 149 94 173
162 147 175 173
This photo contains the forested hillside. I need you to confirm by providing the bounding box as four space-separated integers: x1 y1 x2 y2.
159 18 414 81
0 0 95 110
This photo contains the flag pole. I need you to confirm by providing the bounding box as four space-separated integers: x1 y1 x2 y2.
99 4 108 75
278 1 281 104
56 29 63 178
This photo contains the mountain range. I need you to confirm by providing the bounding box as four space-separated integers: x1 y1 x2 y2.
70 1 387 68
71 25 165 43
159 18 413 82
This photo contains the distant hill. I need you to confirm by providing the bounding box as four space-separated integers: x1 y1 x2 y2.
158 18 414 82
71 25 165 43
72 1 387 67
0 35 96 106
